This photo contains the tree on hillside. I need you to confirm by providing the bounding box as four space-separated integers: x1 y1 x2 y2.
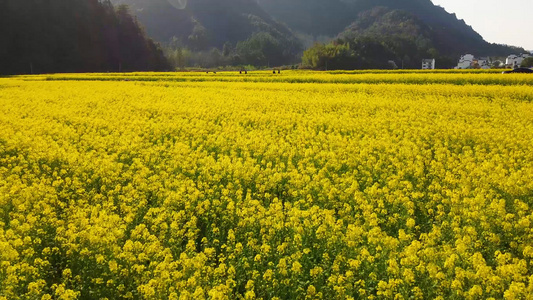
521 57 533 68
236 32 292 67
302 42 352 70
0 0 169 75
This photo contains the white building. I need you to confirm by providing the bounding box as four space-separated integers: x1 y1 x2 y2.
456 54 475 69
475 57 491 69
422 59 435 69
506 53 531 68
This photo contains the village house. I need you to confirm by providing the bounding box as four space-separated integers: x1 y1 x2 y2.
455 54 475 69
421 59 435 70
506 53 531 68
474 57 491 69
455 54 492 69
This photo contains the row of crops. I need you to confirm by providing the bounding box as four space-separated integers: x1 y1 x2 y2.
1 72 532 299
11 69 533 86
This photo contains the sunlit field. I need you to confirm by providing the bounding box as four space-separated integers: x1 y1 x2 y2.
1 71 533 299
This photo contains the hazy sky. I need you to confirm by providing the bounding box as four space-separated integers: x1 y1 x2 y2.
431 0 533 51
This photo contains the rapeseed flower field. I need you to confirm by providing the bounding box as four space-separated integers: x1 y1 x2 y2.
1 71 533 299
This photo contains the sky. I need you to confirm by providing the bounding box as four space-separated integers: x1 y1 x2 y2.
431 0 533 51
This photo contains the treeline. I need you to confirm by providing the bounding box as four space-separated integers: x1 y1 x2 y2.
303 8 458 70
165 32 302 69
108 0 303 69
0 0 169 75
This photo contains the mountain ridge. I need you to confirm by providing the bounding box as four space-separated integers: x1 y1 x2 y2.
257 0 524 58
111 0 525 68
110 0 297 49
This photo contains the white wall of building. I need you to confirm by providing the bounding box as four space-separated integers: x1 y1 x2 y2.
506 53 531 68
456 54 474 69
422 59 435 69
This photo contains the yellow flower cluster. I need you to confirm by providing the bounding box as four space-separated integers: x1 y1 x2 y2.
0 71 532 299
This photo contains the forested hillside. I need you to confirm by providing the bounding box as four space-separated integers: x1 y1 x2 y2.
302 8 444 70
258 0 524 61
256 0 352 37
1 0 527 72
110 0 302 67
260 0 445 38
0 0 169 75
